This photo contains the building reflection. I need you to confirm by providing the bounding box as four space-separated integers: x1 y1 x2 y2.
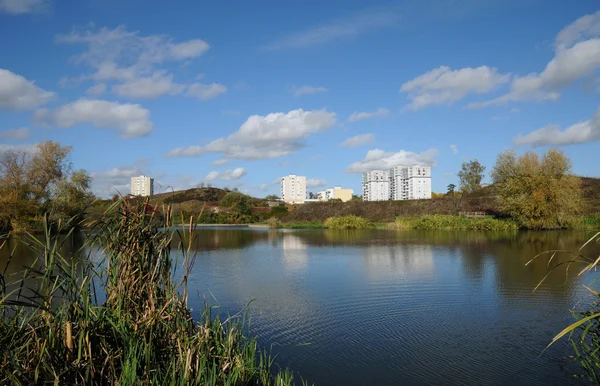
363 244 435 279
282 232 308 271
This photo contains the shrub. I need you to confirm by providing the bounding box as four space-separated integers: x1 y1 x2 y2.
324 215 374 230
395 215 518 231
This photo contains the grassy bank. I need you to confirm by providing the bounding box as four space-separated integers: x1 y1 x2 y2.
395 215 518 231
0 200 300 385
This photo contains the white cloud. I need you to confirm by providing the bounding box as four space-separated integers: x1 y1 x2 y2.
450 144 458 155
0 128 31 141
186 82 227 100
204 167 247 182
293 85 328 97
340 133 374 148
347 108 389 122
0 0 47 14
306 178 327 188
470 11 600 108
166 108 336 160
112 71 185 99
400 66 509 110
0 68 54 110
86 83 107 96
347 148 438 173
514 106 600 147
264 6 400 50
56 25 215 100
211 159 229 166
90 165 144 197
34 99 153 138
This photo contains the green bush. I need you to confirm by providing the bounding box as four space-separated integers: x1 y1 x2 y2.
324 215 374 230
282 221 325 229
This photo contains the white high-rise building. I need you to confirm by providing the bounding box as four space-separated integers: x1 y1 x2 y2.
363 166 432 201
131 175 154 197
390 165 432 200
362 170 390 201
280 175 306 204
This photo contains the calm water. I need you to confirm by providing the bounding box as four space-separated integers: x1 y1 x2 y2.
2 228 599 385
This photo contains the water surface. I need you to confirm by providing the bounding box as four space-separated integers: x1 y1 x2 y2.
2 229 598 385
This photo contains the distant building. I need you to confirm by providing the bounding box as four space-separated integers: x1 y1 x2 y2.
390 165 432 200
362 170 390 201
317 187 353 202
131 175 154 197
363 166 432 201
280 175 306 204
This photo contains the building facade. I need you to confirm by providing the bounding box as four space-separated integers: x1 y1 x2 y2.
280 175 306 204
363 166 431 201
316 187 353 202
131 175 154 197
390 165 432 200
362 170 390 201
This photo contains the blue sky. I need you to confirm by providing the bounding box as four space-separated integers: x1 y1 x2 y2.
0 0 598 197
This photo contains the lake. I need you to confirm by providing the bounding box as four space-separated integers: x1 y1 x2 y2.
1 228 599 385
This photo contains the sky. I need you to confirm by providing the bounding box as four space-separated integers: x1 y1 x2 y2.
0 0 599 198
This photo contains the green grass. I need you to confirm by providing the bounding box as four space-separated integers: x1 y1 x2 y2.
395 215 518 231
578 214 600 229
0 200 302 385
282 221 325 229
323 216 374 230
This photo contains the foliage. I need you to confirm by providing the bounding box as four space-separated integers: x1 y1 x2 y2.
282 221 325 229
0 201 299 385
324 215 374 230
268 206 289 218
0 141 92 232
395 215 518 231
491 149 581 229
458 160 486 194
447 183 456 196
266 217 282 228
529 232 600 382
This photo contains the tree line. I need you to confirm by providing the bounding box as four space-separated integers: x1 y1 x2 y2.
446 149 581 229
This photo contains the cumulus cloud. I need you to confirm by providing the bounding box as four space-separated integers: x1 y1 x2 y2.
34 99 153 138
264 6 400 50
204 167 247 182
56 25 216 100
306 178 327 188
186 82 228 100
0 143 37 155
347 108 388 122
211 159 229 166
0 68 54 110
400 66 509 110
514 107 600 147
293 85 327 97
166 108 336 160
340 133 374 148
90 165 145 197
0 0 47 14
0 128 31 141
450 144 458 155
470 11 600 108
347 148 438 173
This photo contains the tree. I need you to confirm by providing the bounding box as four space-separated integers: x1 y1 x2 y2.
446 183 456 196
491 149 581 229
308 192 316 199
458 160 485 194
50 170 94 228
0 141 92 232
264 194 279 200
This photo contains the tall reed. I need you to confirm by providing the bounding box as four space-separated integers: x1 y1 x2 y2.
0 199 300 385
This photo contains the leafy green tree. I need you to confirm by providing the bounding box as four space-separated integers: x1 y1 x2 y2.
220 192 252 216
446 183 456 196
491 149 581 229
458 160 486 194
50 170 94 229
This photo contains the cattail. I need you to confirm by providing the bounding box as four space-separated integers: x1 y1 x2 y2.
65 321 73 358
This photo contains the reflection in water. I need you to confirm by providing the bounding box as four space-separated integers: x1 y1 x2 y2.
2 228 600 386
281 232 308 271
363 244 434 279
